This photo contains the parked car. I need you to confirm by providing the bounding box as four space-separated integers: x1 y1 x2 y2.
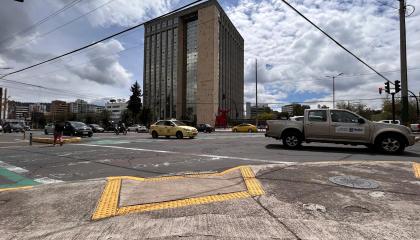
266 109 416 154
89 124 104 133
149 120 198 139
410 123 420 132
0 125 3 132
2 123 24 133
63 121 93 137
128 124 148 133
232 123 257 133
44 123 55 135
378 120 401 125
196 124 214 133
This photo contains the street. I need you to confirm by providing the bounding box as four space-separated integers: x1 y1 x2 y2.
1 131 420 184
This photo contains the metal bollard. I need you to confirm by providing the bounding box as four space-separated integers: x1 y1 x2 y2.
29 133 32 146
23 131 26 140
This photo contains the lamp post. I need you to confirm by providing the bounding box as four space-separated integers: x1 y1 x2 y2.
326 73 343 109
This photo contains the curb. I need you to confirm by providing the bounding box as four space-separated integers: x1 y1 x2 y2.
32 137 81 144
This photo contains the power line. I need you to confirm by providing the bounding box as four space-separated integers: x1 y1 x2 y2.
280 0 393 83
1 0 206 79
0 0 83 46
0 0 117 54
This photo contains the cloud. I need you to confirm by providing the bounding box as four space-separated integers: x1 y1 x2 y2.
226 0 420 109
83 0 181 27
66 39 132 86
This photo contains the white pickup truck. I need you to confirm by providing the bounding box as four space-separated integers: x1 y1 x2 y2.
266 109 416 154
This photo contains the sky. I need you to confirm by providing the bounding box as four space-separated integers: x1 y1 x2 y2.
0 0 419 110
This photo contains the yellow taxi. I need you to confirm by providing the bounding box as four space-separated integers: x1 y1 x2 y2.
150 120 198 139
232 123 258 133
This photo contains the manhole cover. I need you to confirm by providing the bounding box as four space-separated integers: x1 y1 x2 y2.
329 175 379 189
343 205 371 213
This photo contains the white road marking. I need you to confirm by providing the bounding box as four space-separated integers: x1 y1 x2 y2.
78 144 284 164
0 160 28 173
34 177 64 184
0 161 64 184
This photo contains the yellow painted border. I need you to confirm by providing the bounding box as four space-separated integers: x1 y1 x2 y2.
32 137 81 144
0 186 33 192
413 163 420 179
92 166 264 220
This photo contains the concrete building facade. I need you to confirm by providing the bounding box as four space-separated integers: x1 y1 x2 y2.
105 100 128 121
143 0 244 124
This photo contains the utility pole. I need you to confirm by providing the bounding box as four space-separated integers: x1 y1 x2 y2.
326 73 343 109
391 93 396 124
255 59 258 129
3 88 7 120
399 0 409 125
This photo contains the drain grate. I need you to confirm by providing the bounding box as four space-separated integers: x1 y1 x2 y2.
329 175 379 189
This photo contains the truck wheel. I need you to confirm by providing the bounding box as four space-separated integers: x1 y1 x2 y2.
376 134 405 154
282 132 302 149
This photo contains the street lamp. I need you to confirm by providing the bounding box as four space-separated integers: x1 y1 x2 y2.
326 73 343 109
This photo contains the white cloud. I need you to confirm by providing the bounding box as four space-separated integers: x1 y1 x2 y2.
67 39 132 86
226 0 420 109
83 0 180 27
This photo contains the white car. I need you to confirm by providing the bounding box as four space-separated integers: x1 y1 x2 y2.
378 120 401 125
128 124 148 133
410 123 420 132
0 125 2 132
44 123 55 135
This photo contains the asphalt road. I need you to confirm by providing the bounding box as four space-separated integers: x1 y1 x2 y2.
1 130 419 185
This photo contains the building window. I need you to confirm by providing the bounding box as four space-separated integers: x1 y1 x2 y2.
185 19 198 121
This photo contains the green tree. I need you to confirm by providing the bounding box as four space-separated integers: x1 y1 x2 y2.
140 108 152 126
257 112 276 121
127 81 142 123
292 104 310 116
99 109 111 126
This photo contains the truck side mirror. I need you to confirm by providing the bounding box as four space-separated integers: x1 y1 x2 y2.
358 118 365 124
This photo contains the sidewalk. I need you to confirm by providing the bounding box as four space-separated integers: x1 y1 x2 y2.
0 161 419 239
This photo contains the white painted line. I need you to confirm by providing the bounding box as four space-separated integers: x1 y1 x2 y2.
0 160 28 173
34 177 64 184
79 144 284 164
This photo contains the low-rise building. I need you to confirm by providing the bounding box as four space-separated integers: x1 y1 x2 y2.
105 99 127 121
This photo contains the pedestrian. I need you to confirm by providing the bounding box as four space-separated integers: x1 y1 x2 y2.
53 121 64 146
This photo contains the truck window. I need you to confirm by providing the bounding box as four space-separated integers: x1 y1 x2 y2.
331 111 359 123
308 110 327 122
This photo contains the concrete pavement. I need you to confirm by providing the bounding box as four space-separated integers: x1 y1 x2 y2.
1 161 419 239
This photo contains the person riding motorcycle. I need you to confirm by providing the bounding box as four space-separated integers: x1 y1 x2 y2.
115 121 127 135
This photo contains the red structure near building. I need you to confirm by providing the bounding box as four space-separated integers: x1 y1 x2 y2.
215 109 229 128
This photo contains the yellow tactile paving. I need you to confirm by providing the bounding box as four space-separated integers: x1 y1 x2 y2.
31 137 81 144
91 178 121 220
92 166 264 221
413 163 420 179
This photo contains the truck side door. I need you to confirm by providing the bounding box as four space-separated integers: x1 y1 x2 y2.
304 110 331 139
329 110 370 142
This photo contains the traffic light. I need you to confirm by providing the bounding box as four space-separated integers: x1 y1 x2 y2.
384 81 390 94
395 80 401 93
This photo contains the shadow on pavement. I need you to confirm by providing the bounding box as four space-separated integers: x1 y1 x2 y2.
265 144 420 157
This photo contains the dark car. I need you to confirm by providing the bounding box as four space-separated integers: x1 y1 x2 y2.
64 121 93 137
196 124 214 133
89 124 104 133
2 123 24 133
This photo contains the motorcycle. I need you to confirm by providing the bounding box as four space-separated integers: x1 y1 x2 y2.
114 126 127 135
